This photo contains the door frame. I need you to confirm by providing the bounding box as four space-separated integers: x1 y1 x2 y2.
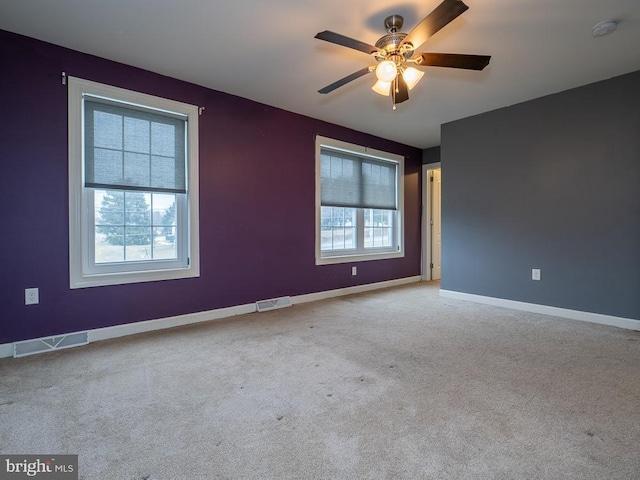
422 162 441 281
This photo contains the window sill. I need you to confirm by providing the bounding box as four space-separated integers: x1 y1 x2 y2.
70 265 199 289
316 250 404 266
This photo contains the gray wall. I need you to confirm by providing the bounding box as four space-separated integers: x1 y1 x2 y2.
422 146 441 164
441 70 640 320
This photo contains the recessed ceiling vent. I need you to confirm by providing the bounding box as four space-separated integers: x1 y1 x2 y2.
14 332 88 357
256 296 292 312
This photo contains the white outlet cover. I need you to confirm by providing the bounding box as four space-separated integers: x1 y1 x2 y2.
532 269 541 281
25 288 39 305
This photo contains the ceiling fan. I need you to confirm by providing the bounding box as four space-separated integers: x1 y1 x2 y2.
314 0 491 110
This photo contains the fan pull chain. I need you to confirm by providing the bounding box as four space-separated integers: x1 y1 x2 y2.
392 77 397 111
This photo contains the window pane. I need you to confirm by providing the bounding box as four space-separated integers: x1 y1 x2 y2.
124 117 150 153
123 152 151 187
364 209 393 248
125 226 151 246
151 156 177 190
152 194 176 226
95 226 124 263
320 153 361 208
153 227 177 259
85 100 186 193
95 189 123 225
93 148 124 185
320 148 396 210
94 190 179 263
320 206 355 251
151 122 175 156
362 160 396 209
124 192 151 226
93 111 122 149
94 189 149 262
152 193 177 259
125 227 152 260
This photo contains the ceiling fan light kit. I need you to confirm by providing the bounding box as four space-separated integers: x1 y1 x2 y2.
314 0 491 110
402 67 425 90
376 60 398 82
372 79 392 96
372 67 424 98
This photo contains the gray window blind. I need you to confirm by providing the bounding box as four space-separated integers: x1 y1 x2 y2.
320 148 397 210
84 99 187 193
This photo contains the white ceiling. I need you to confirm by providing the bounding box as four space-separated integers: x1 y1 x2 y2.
1 0 638 148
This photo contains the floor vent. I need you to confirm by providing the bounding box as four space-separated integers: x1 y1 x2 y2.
256 296 292 313
14 332 88 358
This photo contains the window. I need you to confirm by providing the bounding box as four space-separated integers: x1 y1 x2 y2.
315 136 404 265
68 77 199 288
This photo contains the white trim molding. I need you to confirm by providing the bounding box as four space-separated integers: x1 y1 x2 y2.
0 276 422 359
0 343 14 359
87 304 256 343
440 289 640 331
294 275 421 305
421 162 441 281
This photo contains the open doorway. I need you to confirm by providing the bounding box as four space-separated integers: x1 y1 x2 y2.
422 163 441 281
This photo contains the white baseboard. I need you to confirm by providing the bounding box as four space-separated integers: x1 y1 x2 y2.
293 276 422 305
440 289 640 331
0 276 422 359
0 343 14 358
87 303 258 343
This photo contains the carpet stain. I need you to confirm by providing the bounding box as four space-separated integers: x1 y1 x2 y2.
355 375 375 385
0 401 15 407
277 415 284 421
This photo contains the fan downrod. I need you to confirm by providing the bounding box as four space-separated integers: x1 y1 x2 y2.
384 15 404 33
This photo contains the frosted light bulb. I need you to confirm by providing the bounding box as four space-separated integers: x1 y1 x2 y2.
375 60 397 82
372 80 391 96
402 67 425 90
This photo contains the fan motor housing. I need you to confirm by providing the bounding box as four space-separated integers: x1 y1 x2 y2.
375 16 414 59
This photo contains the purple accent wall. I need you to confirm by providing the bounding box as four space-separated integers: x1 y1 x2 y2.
0 30 422 344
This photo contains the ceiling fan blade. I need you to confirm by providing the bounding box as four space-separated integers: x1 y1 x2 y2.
318 67 372 94
315 31 379 55
399 0 469 52
394 75 409 104
414 53 491 70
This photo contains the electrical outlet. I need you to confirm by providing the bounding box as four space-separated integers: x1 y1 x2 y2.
25 288 39 305
532 269 541 281
351 266 357 276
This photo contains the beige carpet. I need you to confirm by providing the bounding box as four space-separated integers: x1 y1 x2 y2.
1 282 639 479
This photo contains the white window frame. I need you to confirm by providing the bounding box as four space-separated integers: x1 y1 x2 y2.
315 135 404 265
68 76 200 288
